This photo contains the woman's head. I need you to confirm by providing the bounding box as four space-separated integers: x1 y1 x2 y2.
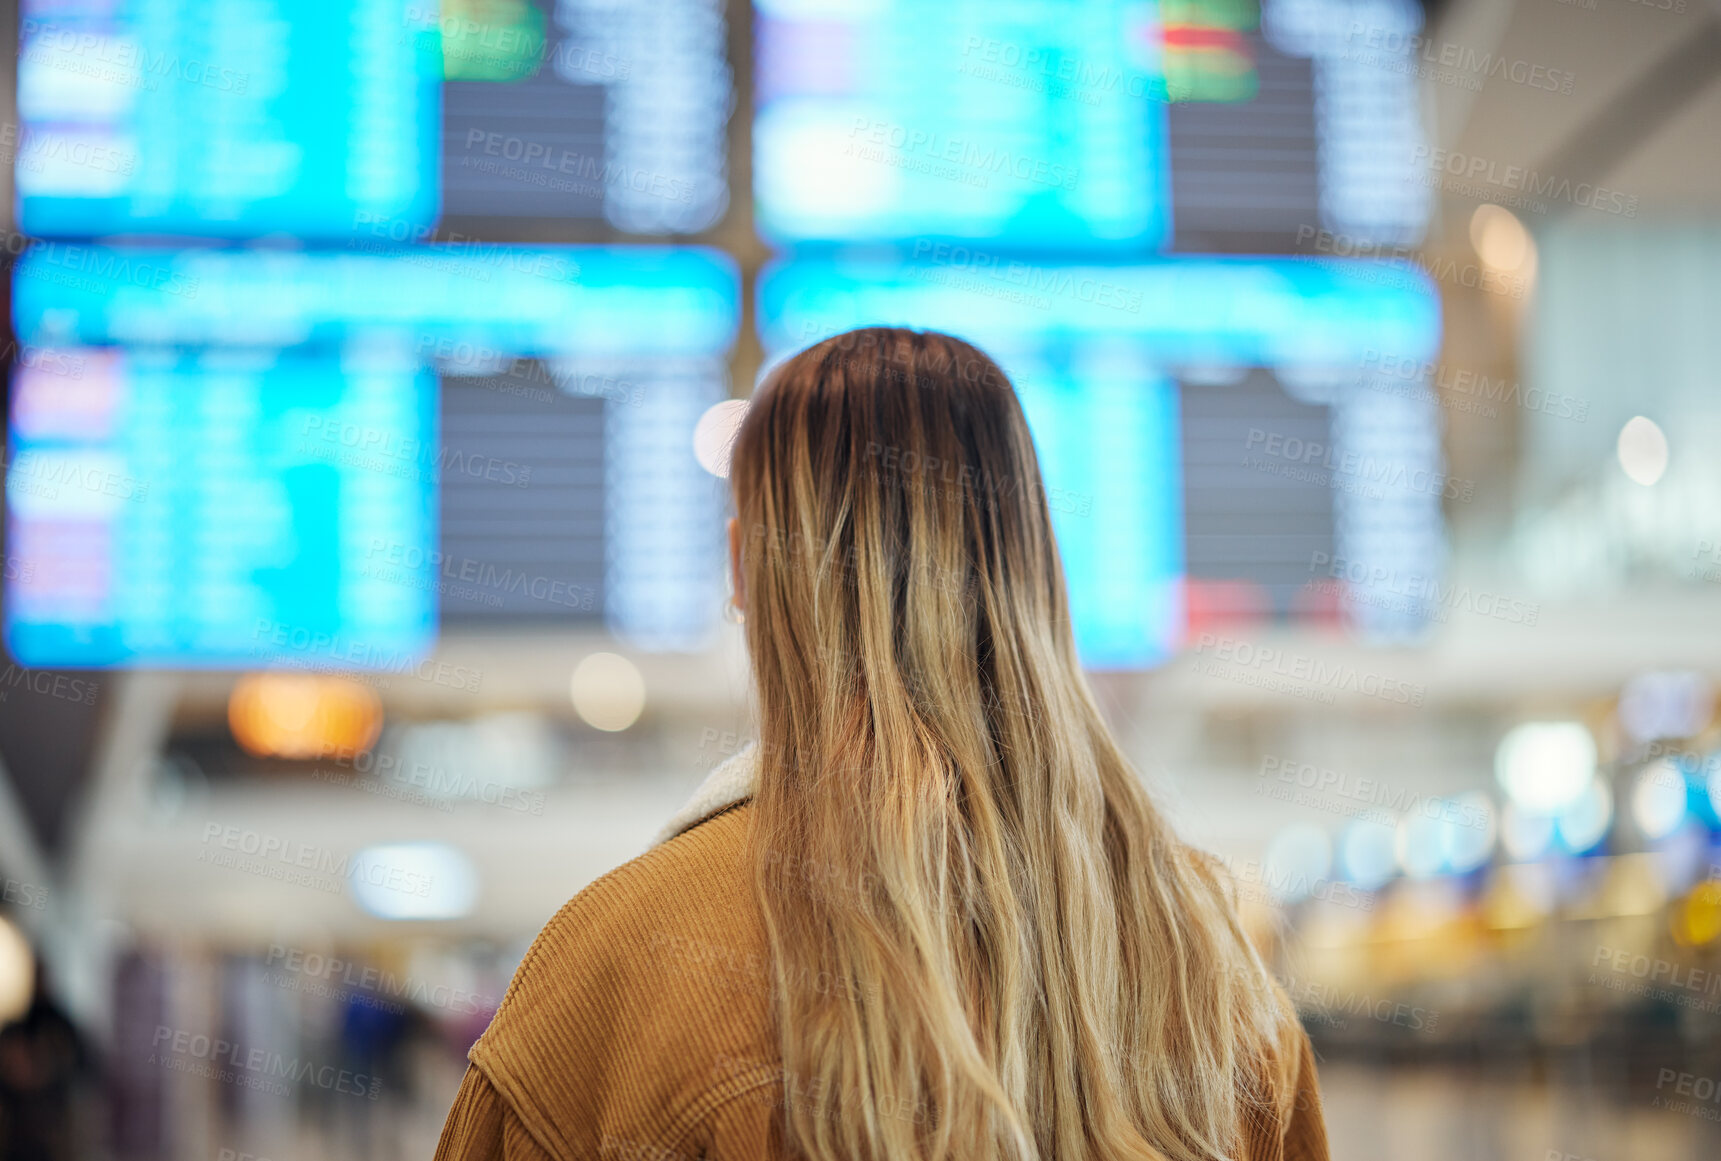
726 327 1295 1161
728 327 1079 762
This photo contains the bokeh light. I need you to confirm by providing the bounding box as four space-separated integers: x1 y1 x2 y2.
1616 416 1669 486
228 674 384 760
1495 722 1596 814
693 398 750 478
1338 818 1399 891
1631 759 1688 841
1555 778 1613 854
0 915 33 1023
348 843 480 921
570 652 647 731
1470 204 1535 271
1263 823 1333 903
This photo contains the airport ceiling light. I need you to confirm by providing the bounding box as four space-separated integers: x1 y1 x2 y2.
1632 759 1689 842
1616 416 1669 487
1495 721 1597 816
570 652 646 732
1555 778 1613 855
349 843 480 921
0 916 34 1023
1337 818 1398 892
229 674 384 761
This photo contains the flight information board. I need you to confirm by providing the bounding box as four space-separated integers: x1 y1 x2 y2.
5 350 439 668
9 244 741 356
15 0 734 239
17 0 443 239
439 0 732 233
7 245 741 665
759 255 1445 657
432 360 727 649
753 0 1428 252
1010 354 1183 667
754 0 1169 250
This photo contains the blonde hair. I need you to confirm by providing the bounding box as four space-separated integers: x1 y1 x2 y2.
729 328 1296 1161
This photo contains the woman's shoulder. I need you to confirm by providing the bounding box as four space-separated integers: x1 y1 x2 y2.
524 798 764 963
468 802 782 1160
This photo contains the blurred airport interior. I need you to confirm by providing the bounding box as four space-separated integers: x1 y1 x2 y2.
1 0 1720 1158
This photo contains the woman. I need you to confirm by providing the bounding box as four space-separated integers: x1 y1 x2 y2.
435 328 1329 1161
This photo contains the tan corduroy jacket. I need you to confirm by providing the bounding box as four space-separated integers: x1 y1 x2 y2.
435 747 1332 1161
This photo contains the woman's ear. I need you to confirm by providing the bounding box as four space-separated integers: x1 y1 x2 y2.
728 516 744 614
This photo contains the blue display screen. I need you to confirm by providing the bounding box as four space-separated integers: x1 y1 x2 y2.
752 0 1432 255
759 255 1441 367
1013 357 1183 668
17 0 441 239
758 255 1443 666
7 245 742 668
5 349 439 669
753 0 1170 250
12 244 741 357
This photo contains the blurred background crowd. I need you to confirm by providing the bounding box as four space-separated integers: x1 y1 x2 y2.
1 0 1720 1158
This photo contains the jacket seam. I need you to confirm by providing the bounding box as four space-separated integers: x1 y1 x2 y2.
665 797 754 844
658 1070 782 1158
467 1058 569 1161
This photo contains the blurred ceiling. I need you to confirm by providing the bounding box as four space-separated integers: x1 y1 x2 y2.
1431 0 1721 217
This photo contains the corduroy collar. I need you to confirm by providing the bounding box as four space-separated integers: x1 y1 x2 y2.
651 741 759 847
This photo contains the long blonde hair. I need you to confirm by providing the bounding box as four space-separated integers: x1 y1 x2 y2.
729 328 1296 1161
